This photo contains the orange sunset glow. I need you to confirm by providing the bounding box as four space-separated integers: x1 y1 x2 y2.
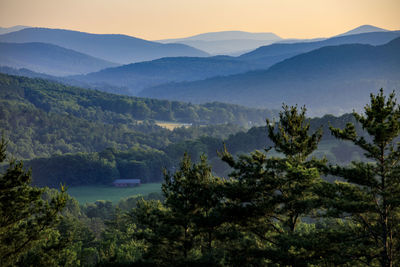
1 0 399 39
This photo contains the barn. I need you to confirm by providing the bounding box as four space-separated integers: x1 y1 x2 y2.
112 179 141 187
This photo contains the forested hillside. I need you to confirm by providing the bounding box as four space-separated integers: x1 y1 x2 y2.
1 74 279 159
0 73 366 187
0 73 276 126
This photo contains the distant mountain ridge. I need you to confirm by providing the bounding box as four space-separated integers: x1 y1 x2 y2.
69 56 256 94
0 27 209 64
156 25 390 55
160 31 282 41
158 30 282 55
0 42 118 76
138 37 400 116
238 30 400 69
61 30 400 94
336 24 387 37
1 25 398 100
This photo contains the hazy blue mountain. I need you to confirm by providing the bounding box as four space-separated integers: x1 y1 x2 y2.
336 24 387 37
156 25 389 55
0 66 58 80
0 27 209 64
161 31 281 41
0 65 135 96
138 38 400 116
0 42 118 76
0 25 29 35
238 31 400 69
70 56 256 94
158 31 282 55
68 31 400 95
274 37 326 44
277 25 388 44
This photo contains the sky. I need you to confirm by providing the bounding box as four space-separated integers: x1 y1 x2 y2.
0 0 399 40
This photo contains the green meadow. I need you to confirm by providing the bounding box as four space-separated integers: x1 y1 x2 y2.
67 183 162 204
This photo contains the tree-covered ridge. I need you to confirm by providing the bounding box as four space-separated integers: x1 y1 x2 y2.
0 72 277 159
0 98 244 160
0 73 277 126
0 73 366 188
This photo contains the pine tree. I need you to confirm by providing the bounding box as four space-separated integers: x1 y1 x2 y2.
164 154 224 262
0 137 67 266
326 89 400 267
132 153 224 266
266 105 324 234
220 105 325 265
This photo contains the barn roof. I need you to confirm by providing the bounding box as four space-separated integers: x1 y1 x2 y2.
113 179 141 183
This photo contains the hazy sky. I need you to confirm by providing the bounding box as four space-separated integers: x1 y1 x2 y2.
0 0 399 40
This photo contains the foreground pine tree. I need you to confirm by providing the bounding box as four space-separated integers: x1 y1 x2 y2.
133 153 224 266
326 89 400 267
220 105 325 266
0 137 66 266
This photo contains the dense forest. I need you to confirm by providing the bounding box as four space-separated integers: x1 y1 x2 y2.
1 73 367 188
1 89 399 266
0 73 276 126
0 73 279 159
25 114 364 187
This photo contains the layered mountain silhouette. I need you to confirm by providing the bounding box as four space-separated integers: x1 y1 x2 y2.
157 25 389 56
158 31 282 55
0 28 209 64
238 30 400 69
0 42 117 76
69 56 256 94
1 24 398 116
64 30 400 94
138 38 400 116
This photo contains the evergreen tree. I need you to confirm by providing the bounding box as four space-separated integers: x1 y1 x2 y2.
99 208 145 265
220 105 325 265
266 105 324 234
132 153 224 266
0 137 67 266
325 89 400 267
162 153 224 264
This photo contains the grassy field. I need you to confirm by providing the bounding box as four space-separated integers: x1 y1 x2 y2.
155 121 192 130
67 183 162 204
